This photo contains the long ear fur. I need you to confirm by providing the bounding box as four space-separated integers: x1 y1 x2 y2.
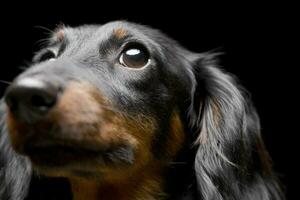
188 54 284 200
0 99 32 200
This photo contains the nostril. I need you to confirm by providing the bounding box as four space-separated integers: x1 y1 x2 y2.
30 93 56 112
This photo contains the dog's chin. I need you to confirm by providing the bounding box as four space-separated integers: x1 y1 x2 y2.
22 143 135 178
32 164 104 179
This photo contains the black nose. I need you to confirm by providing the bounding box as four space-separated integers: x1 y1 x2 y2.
5 78 59 123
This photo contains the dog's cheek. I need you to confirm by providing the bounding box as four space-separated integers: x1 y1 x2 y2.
52 82 157 168
102 114 157 169
164 112 186 159
87 114 158 182
120 115 158 167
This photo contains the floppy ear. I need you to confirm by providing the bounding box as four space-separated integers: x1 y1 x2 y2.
187 54 284 200
0 99 32 200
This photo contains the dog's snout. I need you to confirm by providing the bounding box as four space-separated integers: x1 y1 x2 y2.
5 78 59 123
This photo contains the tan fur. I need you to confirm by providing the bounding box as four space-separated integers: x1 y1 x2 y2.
113 28 128 39
54 23 66 42
70 164 166 200
164 112 185 159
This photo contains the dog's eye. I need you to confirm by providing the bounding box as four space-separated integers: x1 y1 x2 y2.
119 45 150 68
40 50 56 61
34 49 56 63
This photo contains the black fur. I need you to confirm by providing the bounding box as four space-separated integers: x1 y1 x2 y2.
0 21 284 199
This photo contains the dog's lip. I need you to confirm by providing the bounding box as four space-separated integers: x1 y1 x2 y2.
23 139 107 154
24 143 103 156
21 139 109 166
21 138 134 168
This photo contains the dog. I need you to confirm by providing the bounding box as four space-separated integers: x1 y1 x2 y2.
0 21 284 200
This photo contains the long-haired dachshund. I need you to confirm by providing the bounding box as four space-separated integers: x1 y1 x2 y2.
0 21 284 200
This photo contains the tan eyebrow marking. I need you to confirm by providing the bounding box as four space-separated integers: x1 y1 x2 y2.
53 23 66 42
55 29 65 42
113 28 128 39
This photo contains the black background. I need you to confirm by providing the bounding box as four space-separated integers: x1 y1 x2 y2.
0 2 297 199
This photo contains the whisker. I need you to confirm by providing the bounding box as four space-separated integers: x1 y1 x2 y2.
98 104 123 114
18 66 28 70
34 38 51 48
0 80 12 85
33 26 55 48
34 26 55 34
17 61 31 71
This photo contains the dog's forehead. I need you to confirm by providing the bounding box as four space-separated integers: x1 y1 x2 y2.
53 25 99 44
52 21 169 50
54 22 144 43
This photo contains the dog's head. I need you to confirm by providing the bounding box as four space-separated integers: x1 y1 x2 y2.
3 21 283 199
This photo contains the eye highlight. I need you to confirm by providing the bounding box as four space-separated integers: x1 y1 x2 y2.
119 44 150 69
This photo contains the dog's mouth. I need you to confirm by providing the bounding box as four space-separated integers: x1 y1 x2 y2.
22 139 134 170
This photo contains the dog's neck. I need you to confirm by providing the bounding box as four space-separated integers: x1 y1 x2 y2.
69 168 166 200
